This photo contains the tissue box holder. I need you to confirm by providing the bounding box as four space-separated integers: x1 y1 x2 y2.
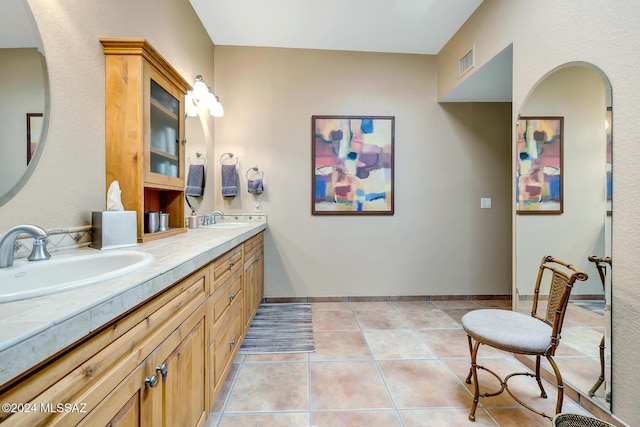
91 211 137 250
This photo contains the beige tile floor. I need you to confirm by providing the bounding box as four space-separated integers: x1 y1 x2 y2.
206 300 598 427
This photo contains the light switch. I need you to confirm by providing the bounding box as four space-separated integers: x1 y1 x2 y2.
480 198 492 209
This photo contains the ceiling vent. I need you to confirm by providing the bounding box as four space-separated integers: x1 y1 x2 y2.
459 46 475 77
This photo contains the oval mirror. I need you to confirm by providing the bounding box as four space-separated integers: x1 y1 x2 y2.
0 0 49 207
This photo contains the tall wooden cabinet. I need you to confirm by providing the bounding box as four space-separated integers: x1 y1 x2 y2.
101 38 190 242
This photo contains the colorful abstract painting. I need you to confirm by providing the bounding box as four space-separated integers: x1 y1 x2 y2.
606 107 612 214
516 116 563 214
312 116 394 215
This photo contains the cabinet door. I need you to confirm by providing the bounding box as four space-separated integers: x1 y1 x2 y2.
160 318 207 427
143 63 185 189
243 257 256 332
77 361 153 427
254 246 264 308
243 245 264 332
148 304 207 427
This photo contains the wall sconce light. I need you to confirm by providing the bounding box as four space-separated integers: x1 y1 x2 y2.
185 75 224 118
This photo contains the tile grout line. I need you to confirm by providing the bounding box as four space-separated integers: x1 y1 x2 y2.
213 357 242 427
349 302 407 427
307 350 312 426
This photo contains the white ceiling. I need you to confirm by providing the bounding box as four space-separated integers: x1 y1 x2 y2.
189 0 484 55
2 1 509 102
188 0 511 102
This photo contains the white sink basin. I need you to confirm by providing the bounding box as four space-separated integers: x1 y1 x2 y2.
0 250 154 303
200 222 252 229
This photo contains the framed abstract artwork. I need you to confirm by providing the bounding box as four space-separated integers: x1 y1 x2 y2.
606 107 612 214
312 115 394 215
27 113 43 165
516 116 564 214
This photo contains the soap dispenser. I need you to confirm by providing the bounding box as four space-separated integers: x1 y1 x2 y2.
188 210 199 229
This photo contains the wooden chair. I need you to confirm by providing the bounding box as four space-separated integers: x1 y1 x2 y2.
461 255 588 421
586 254 611 401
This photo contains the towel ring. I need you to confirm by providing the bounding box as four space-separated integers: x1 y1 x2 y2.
246 166 264 180
220 152 238 166
189 151 207 167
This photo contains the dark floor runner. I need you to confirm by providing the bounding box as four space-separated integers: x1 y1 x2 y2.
238 303 315 354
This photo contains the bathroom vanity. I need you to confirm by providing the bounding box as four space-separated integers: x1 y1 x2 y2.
0 221 265 426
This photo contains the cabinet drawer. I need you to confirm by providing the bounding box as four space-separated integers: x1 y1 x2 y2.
243 232 263 255
244 244 263 269
210 268 242 332
211 303 243 386
211 246 242 291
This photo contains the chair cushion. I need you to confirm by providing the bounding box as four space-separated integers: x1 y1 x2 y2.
461 309 552 354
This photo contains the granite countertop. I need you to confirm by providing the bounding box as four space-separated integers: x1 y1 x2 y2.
0 216 266 387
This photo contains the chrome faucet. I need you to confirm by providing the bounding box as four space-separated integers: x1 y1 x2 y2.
204 210 224 226
0 225 51 268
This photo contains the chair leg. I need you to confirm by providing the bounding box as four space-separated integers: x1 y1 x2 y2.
589 335 606 397
465 335 474 385
467 339 481 422
547 355 565 415
534 355 548 398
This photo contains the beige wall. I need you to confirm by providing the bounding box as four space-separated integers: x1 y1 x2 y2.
0 0 215 231
438 0 640 423
213 46 512 298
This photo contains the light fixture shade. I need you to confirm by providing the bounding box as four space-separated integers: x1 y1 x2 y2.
185 91 199 117
209 97 224 117
203 90 217 110
187 75 224 118
192 75 209 101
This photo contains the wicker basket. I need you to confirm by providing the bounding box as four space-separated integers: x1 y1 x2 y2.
553 413 615 427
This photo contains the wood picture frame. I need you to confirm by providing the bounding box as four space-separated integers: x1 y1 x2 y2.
606 107 612 215
27 113 43 165
516 116 564 214
312 115 394 215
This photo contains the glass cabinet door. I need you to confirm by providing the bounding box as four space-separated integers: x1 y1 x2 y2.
149 79 181 180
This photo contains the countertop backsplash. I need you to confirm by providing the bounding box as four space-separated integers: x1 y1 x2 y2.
13 225 93 260
9 213 266 261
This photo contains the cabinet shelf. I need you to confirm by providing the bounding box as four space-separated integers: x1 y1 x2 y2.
151 97 179 120
150 146 179 161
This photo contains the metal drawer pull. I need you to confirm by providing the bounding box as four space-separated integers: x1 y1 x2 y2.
145 375 158 387
229 260 236 267
156 362 168 378
229 293 236 300
255 255 260 261
229 339 236 346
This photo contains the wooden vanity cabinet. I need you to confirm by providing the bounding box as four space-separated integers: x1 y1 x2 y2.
243 232 264 331
101 38 190 242
80 303 207 427
0 267 208 427
0 233 265 426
